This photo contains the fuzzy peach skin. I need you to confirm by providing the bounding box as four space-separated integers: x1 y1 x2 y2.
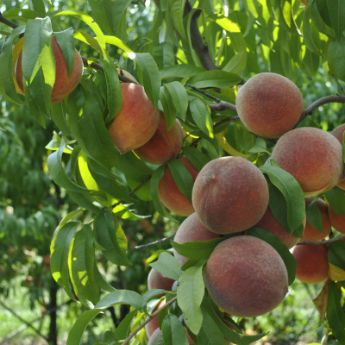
173 213 219 264
303 199 331 241
328 206 345 234
271 127 343 196
135 114 184 164
192 156 269 234
292 244 328 283
205 236 288 317
108 83 160 153
147 268 174 291
331 123 345 190
15 37 83 103
256 208 300 248
158 157 198 216
236 72 303 138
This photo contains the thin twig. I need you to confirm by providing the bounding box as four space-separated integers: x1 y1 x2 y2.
210 101 237 112
189 9 217 70
302 95 345 117
0 299 50 343
0 12 18 28
134 235 174 250
298 234 345 246
122 296 177 345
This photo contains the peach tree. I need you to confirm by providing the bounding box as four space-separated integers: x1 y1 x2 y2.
0 0 345 344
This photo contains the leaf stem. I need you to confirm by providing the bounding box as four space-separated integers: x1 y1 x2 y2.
298 234 345 246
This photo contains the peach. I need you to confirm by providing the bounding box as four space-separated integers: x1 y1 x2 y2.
108 83 160 153
192 156 269 234
236 72 304 138
158 158 198 216
303 199 331 241
147 268 174 290
271 127 343 196
135 114 184 164
15 37 83 103
292 244 328 283
331 123 345 190
205 236 288 317
256 208 300 248
173 213 219 264
328 207 345 234
145 299 165 337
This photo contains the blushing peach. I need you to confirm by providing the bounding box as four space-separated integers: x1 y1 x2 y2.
158 158 198 216
331 123 345 190
108 83 160 153
205 236 288 317
236 72 303 138
15 37 83 103
173 213 219 264
147 268 174 291
135 115 184 164
271 127 343 196
293 244 328 283
192 156 269 234
256 208 300 248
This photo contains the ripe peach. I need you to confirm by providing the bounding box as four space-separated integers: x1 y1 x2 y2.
256 208 300 248
303 199 331 241
271 127 343 196
135 114 184 164
158 158 198 216
236 72 304 138
145 299 165 337
205 236 288 317
292 244 328 283
108 83 160 153
147 268 174 290
192 156 269 234
328 207 345 234
173 213 219 264
331 123 345 190
15 37 83 103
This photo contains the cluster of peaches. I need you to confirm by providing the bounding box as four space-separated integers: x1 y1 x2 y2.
13 38 345 343
140 73 345 344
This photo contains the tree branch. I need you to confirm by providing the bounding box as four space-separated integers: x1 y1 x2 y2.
298 234 345 246
301 95 345 117
134 235 174 250
122 296 177 345
189 9 217 70
0 12 18 28
0 299 50 343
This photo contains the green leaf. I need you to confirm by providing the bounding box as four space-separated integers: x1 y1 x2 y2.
169 0 186 40
327 40 345 81
67 309 102 345
248 228 296 285
172 239 220 263
177 263 205 334
150 166 166 214
94 209 129 266
328 241 345 271
167 159 195 199
160 65 204 80
55 28 75 73
87 0 131 36
325 188 345 215
189 98 213 138
164 81 189 122
188 70 241 88
68 225 101 304
31 0 46 16
326 0 345 39
50 221 78 299
162 314 189 345
261 160 305 236
135 53 161 106
95 290 144 310
306 200 323 231
327 282 345 342
150 252 181 281
222 51 247 75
